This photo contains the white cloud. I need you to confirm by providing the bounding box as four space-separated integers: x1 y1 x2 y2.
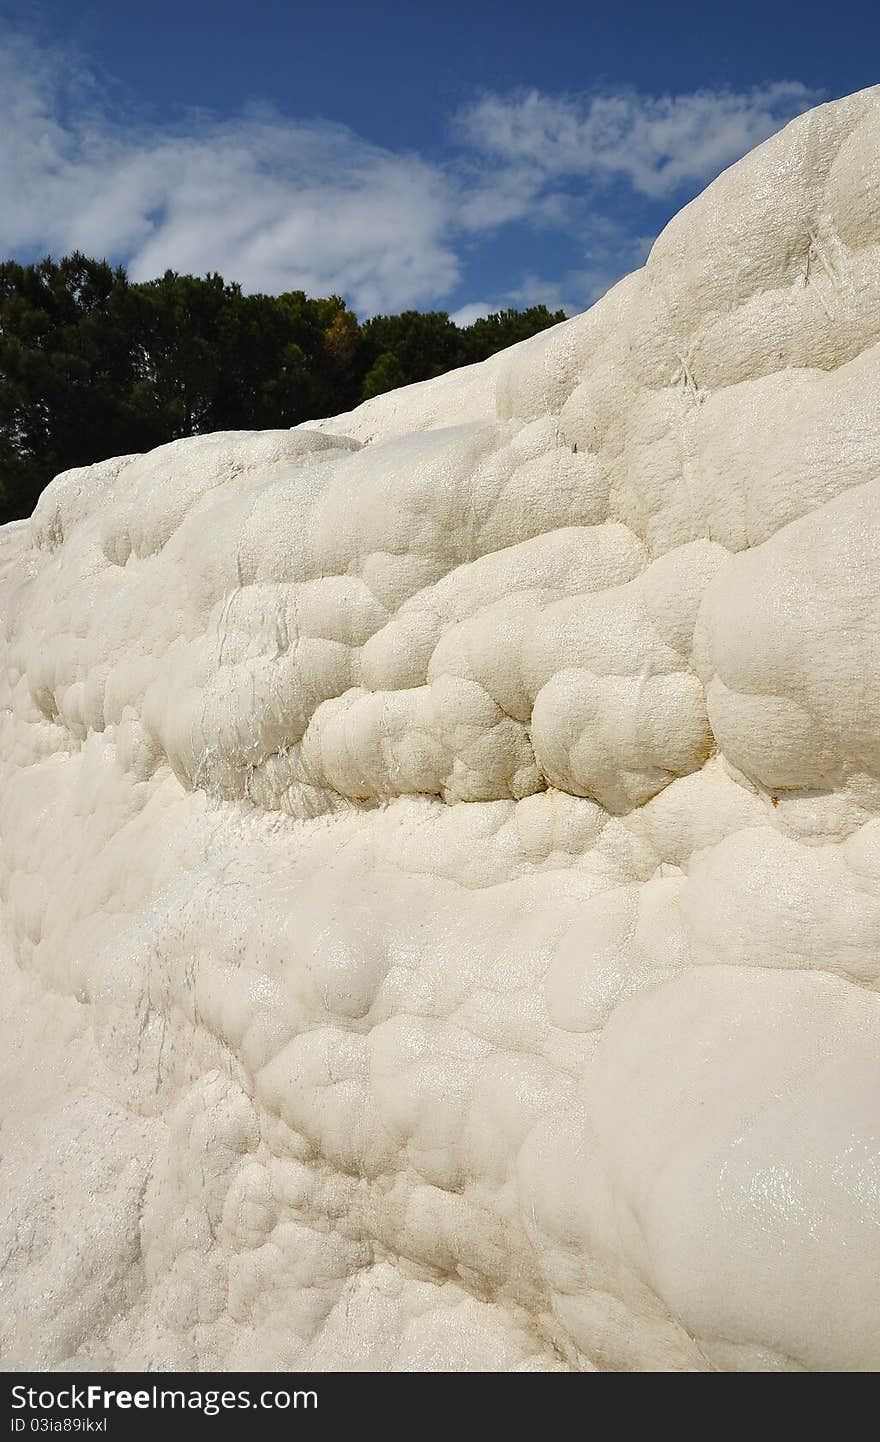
0 30 826 315
456 82 825 200
0 35 459 314
449 301 497 326
463 224 655 320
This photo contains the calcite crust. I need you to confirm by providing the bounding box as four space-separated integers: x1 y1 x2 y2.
2 89 880 1372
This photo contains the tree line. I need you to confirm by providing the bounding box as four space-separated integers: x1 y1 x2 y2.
0 253 565 523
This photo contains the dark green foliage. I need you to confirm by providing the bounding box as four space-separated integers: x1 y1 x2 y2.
361 350 407 401
463 307 568 362
0 254 139 522
0 253 566 522
359 310 466 390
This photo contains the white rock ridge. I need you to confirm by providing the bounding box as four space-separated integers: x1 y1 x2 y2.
2 88 880 1372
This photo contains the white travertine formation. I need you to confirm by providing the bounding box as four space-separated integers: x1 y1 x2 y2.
2 89 880 1372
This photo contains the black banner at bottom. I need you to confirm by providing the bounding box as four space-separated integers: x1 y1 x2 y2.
1 1371 567 1432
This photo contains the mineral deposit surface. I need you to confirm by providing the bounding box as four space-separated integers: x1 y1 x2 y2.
2 89 880 1372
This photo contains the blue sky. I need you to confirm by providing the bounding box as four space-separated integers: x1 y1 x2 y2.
2 1 878 319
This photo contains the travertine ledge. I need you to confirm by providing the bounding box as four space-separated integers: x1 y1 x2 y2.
2 87 880 1372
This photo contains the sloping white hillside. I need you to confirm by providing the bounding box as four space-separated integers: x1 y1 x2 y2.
2 87 880 1371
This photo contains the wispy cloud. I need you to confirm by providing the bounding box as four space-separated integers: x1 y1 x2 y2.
450 224 655 322
455 82 824 200
0 34 459 313
0 30 825 316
